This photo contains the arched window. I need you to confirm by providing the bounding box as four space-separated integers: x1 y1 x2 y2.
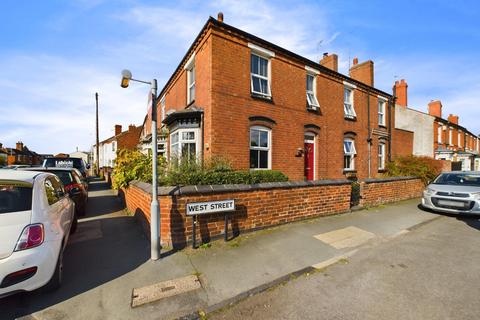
250 126 271 169
343 138 356 171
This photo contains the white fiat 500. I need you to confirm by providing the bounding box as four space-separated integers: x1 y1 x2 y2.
422 171 480 215
0 170 75 298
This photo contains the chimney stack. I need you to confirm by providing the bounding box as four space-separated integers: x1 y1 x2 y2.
217 12 224 22
115 125 122 136
448 114 459 125
319 53 338 72
393 79 408 107
349 58 374 86
428 100 443 118
129 124 136 132
16 142 23 151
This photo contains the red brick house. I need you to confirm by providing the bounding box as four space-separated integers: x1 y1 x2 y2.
428 100 479 170
93 124 143 174
143 13 412 180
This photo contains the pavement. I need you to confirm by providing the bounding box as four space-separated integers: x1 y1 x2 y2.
1 178 443 320
209 213 480 320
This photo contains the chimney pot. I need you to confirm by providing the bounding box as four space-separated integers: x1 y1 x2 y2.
217 12 224 22
323 52 328 57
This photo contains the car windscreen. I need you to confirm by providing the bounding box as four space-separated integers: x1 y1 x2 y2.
0 180 33 214
44 158 83 170
433 173 480 187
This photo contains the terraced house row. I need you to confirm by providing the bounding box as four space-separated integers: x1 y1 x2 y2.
137 13 419 181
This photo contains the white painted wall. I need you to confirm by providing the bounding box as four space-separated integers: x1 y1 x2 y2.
69 151 90 164
93 141 117 168
395 106 434 157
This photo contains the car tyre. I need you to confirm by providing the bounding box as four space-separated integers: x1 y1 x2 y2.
42 247 64 292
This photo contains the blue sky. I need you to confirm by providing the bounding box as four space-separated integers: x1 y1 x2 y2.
0 0 479 153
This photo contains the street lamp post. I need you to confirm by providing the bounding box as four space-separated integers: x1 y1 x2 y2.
121 70 160 260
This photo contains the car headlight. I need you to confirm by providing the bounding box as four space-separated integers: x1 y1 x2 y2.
471 192 480 200
424 187 435 196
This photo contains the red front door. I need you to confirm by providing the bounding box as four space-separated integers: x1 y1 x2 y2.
304 142 314 180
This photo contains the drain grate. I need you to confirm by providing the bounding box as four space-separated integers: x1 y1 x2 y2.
131 275 201 308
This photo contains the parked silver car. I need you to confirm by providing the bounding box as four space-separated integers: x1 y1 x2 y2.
422 171 480 215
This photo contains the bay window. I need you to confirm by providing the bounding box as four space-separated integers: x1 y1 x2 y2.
169 128 200 161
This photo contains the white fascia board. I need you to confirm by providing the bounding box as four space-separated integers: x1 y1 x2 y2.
305 66 320 75
377 95 388 101
343 81 357 89
248 43 275 58
184 52 196 70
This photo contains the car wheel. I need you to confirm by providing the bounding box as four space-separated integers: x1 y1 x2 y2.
43 247 64 292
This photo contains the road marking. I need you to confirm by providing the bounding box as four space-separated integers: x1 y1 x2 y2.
312 250 358 270
313 226 376 249
131 275 201 308
69 220 103 244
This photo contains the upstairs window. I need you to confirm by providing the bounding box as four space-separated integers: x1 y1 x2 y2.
184 53 195 105
378 98 386 126
250 54 270 98
458 131 462 147
250 126 271 169
343 85 356 119
437 126 442 143
160 96 166 121
343 138 356 170
306 74 319 110
449 127 453 145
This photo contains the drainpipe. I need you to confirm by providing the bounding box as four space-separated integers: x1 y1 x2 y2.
201 112 205 167
367 90 371 178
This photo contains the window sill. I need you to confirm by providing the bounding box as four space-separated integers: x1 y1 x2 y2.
344 116 357 121
251 93 274 103
186 99 196 108
343 169 357 174
378 169 387 173
378 124 387 129
307 106 321 115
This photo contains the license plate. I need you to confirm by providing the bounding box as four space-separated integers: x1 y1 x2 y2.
437 200 465 208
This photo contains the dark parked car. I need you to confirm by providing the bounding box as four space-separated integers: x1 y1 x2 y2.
21 167 88 217
42 157 90 180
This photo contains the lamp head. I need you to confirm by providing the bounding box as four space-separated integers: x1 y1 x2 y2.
120 69 132 88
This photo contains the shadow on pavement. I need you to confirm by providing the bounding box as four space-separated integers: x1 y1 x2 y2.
418 204 480 231
0 179 149 320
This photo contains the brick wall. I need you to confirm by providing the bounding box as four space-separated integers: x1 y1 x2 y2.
123 176 424 248
360 177 424 207
392 128 414 158
125 180 351 247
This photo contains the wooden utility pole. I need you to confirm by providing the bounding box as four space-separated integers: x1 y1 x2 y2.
95 92 100 176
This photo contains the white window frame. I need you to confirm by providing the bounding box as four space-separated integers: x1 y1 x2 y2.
305 69 320 110
458 131 462 147
449 127 453 146
112 141 116 152
250 53 271 98
343 82 357 119
378 96 387 126
249 126 271 170
343 138 356 171
160 95 166 121
437 126 442 143
169 128 201 160
304 133 316 179
378 142 386 170
184 52 196 105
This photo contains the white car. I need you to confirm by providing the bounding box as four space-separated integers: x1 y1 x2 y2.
0 170 75 298
422 171 480 215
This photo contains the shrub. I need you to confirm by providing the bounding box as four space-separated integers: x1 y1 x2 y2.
112 149 166 189
384 155 442 185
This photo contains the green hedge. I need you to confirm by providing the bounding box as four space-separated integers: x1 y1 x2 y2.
111 150 289 189
162 169 288 186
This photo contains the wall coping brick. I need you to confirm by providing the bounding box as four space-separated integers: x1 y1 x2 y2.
129 179 352 196
362 176 419 184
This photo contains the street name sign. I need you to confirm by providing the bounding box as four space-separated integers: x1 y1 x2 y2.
186 199 235 216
